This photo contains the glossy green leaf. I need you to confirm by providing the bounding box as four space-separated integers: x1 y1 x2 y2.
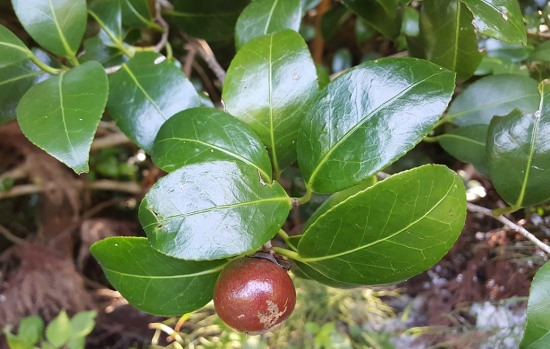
342 0 400 38
89 0 123 47
298 58 455 193
139 161 291 260
121 0 153 28
305 177 377 229
0 57 46 125
235 0 302 49
108 52 200 153
482 38 533 62
294 260 361 289
474 56 529 77
487 81 550 208
438 125 489 175
152 107 272 180
66 337 84 349
45 310 70 347
296 165 466 285
12 0 86 58
168 0 250 41
520 261 550 349
18 316 44 346
79 36 127 67
0 24 30 68
91 237 227 316
419 0 482 79
460 0 526 45
223 30 318 174
449 75 540 127
17 61 108 174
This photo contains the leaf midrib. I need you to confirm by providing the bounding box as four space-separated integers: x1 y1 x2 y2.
515 86 545 208
48 0 75 56
301 175 456 262
146 196 290 228
57 72 78 163
121 63 167 120
448 93 539 121
263 0 280 34
437 133 485 147
155 136 271 180
101 264 225 279
307 70 442 188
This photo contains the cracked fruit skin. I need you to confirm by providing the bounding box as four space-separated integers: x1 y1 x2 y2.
213 257 296 333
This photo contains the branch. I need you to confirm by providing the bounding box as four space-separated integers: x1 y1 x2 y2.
153 0 170 53
0 180 142 200
185 36 226 84
91 132 131 151
467 203 550 254
0 224 25 244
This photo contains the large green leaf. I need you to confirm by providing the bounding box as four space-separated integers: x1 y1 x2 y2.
521 261 550 349
108 52 200 153
296 165 466 285
139 160 291 260
438 125 489 175
448 74 540 127
91 237 227 316
79 36 127 67
17 61 108 174
487 81 550 209
0 57 47 125
297 58 455 194
152 107 273 180
121 0 153 28
223 30 318 174
167 0 250 41
12 0 86 58
88 0 124 47
419 0 482 79
460 0 526 45
0 24 31 68
294 261 361 289
341 0 400 38
235 0 302 49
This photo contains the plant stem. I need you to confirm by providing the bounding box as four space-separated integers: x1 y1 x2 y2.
293 187 313 206
277 229 297 251
423 136 438 143
272 246 301 261
467 203 550 254
66 52 80 67
28 52 62 75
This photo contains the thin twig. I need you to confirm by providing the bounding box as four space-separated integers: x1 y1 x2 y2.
185 36 226 84
0 224 25 244
467 203 550 254
0 180 142 200
91 132 131 151
0 163 28 181
153 0 170 53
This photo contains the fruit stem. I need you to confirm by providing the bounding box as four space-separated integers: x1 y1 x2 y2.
273 247 301 261
423 136 438 143
277 229 297 252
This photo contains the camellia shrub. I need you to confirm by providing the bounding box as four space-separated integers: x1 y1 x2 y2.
0 0 549 344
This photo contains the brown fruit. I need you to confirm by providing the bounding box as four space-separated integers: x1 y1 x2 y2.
213 257 296 333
